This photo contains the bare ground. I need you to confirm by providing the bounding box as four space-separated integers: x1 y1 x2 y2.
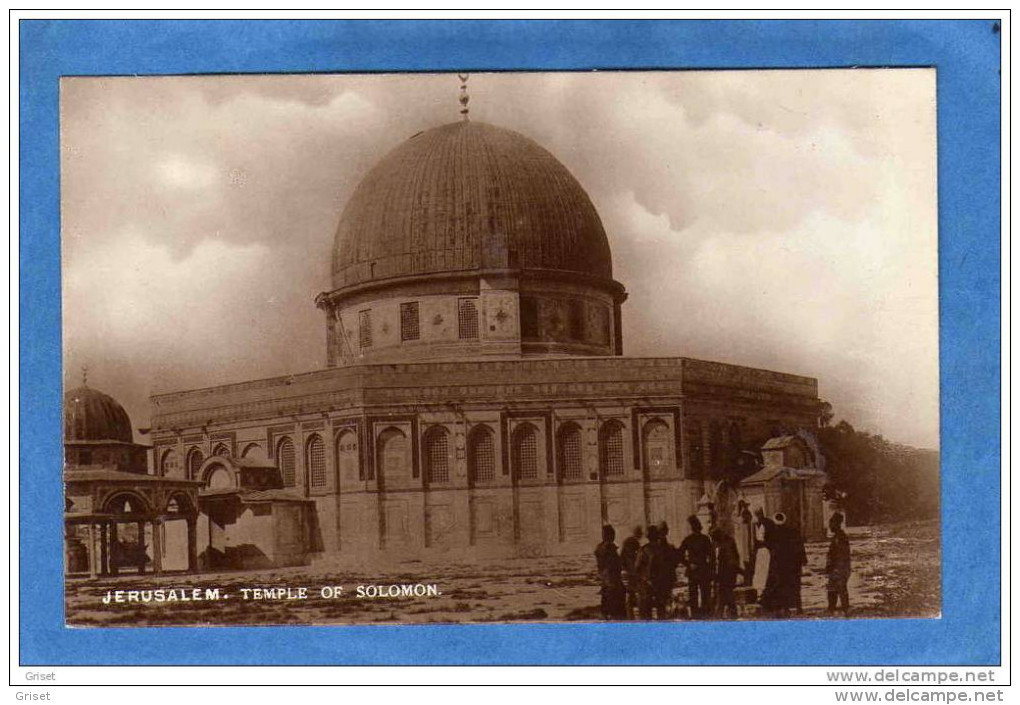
65 519 940 627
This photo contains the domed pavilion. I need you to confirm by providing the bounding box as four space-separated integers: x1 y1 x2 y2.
63 381 201 577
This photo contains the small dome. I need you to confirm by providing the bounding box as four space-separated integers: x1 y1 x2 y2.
64 385 133 443
332 121 613 291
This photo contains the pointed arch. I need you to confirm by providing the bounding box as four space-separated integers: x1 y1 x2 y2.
306 433 326 489
467 425 496 485
186 448 204 480
335 428 361 482
276 436 296 487
423 426 450 484
159 448 180 477
241 442 264 460
511 423 539 481
556 422 583 481
376 427 408 485
102 490 152 516
599 419 625 478
643 418 674 479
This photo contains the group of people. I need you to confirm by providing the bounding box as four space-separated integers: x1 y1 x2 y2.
593 504 852 620
594 515 742 620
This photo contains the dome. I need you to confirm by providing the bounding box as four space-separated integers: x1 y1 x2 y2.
64 385 134 443
331 121 613 291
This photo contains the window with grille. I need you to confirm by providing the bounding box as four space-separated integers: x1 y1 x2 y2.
424 428 449 484
359 310 372 348
599 421 625 477
187 449 204 479
558 425 583 480
644 420 673 478
336 430 360 481
468 427 495 484
160 449 179 476
520 297 539 338
458 298 479 339
513 425 538 480
277 437 296 487
377 428 407 481
307 435 326 488
213 443 231 458
400 302 420 341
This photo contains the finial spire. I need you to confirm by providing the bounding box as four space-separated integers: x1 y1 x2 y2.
81 364 89 386
458 73 470 121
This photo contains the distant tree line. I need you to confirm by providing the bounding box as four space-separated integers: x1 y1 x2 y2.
815 401 940 525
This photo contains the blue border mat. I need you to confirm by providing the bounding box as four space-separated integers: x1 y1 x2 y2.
19 19 1001 666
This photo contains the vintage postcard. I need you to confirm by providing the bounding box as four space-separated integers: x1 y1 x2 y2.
59 69 940 629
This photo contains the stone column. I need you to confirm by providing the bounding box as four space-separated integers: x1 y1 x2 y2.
136 521 146 574
110 522 119 576
152 519 163 574
100 523 109 576
87 523 97 578
186 516 198 573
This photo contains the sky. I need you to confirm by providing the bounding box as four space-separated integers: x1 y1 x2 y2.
60 70 939 449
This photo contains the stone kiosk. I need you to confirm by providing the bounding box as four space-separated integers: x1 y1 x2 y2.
64 384 202 577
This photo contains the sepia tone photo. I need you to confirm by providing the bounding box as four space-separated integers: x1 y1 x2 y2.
61 70 940 627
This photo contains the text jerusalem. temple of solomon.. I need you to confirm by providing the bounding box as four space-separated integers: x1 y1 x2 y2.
63 84 831 579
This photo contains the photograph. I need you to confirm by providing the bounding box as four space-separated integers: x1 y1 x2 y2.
59 69 941 628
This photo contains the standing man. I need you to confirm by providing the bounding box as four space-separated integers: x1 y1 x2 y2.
594 524 626 620
620 525 644 620
634 524 668 620
678 515 715 619
658 520 680 617
825 513 851 615
787 519 808 614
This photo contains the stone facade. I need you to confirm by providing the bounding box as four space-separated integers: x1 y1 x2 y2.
150 356 818 562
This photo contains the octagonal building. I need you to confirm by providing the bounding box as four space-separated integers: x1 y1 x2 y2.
149 118 822 567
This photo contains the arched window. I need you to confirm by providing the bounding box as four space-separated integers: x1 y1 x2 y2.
335 429 360 482
276 436 296 487
599 420 625 477
186 448 204 480
643 419 674 478
423 427 450 484
159 448 180 477
376 428 408 484
306 434 326 489
467 426 495 485
205 462 232 489
557 423 583 481
104 492 149 515
213 443 231 458
511 423 539 480
241 443 264 460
